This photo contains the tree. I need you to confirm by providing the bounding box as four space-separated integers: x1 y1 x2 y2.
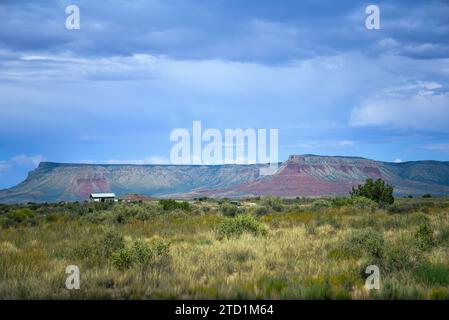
350 178 394 205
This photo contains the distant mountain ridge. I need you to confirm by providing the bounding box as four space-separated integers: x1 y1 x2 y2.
1 155 449 203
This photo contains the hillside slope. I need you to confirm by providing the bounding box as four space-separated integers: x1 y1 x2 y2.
1 155 449 203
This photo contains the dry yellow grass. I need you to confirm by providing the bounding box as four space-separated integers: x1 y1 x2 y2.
1 198 449 299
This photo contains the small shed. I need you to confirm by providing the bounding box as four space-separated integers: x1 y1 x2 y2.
89 193 116 202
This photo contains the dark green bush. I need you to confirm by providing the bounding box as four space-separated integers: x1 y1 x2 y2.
350 178 394 205
158 199 190 212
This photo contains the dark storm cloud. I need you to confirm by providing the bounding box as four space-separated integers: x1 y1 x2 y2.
1 0 448 62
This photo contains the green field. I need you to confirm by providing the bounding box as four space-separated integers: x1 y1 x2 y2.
1 196 449 299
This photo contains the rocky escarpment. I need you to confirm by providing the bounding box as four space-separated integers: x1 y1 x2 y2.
1 155 449 203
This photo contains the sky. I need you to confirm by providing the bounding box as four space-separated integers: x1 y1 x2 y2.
1 0 449 188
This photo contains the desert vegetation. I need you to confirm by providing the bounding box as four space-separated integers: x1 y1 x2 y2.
1 185 449 299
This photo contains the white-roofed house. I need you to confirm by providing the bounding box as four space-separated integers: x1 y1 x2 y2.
89 193 117 202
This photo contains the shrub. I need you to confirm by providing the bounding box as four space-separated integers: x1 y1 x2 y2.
415 222 435 251
7 208 35 223
111 247 134 270
413 212 429 224
44 213 59 223
331 197 353 207
216 214 268 239
313 213 341 229
254 206 269 216
383 242 423 272
261 196 284 212
1 208 36 228
350 178 394 205
151 239 171 257
340 229 385 259
159 199 190 212
112 204 148 223
311 199 332 211
132 240 155 265
100 230 125 257
111 239 170 270
422 193 432 198
219 204 240 217
351 196 378 211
